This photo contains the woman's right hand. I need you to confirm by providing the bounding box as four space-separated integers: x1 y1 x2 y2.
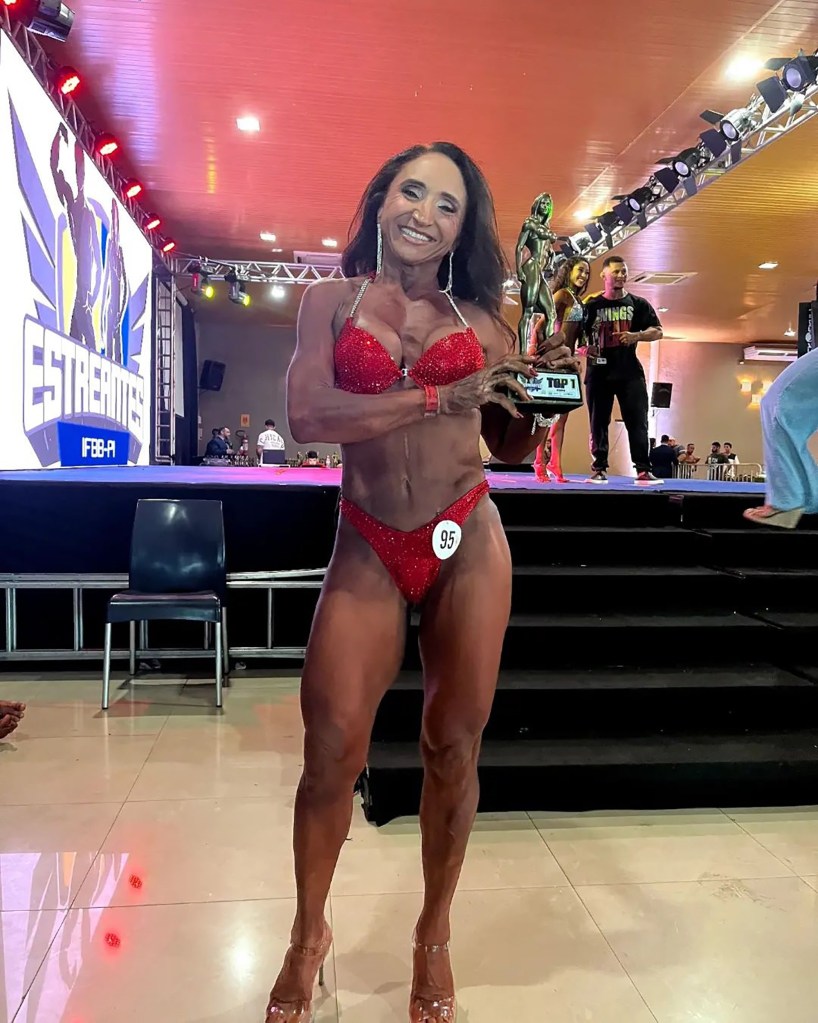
439 355 535 418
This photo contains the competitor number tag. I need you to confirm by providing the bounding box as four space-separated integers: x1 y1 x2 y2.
432 520 462 560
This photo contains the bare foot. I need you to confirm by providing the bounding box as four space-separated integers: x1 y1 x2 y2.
0 702 25 740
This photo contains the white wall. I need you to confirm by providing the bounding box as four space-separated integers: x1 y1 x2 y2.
196 320 339 459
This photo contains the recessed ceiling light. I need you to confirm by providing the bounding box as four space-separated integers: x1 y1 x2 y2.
725 55 764 81
784 326 796 338
574 208 591 221
260 231 277 243
237 116 260 133
271 248 283 253
657 307 669 313
321 238 338 248
758 261 778 270
270 285 286 300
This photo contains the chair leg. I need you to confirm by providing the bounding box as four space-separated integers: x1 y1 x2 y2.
214 619 223 709
102 622 112 710
129 620 136 677
221 608 230 678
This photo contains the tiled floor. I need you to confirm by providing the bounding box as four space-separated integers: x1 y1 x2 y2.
2 673 818 1022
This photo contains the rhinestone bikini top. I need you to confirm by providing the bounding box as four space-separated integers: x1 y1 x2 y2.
334 277 485 395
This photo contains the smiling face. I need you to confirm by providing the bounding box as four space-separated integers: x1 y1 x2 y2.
378 152 466 268
570 261 590 292
602 258 628 293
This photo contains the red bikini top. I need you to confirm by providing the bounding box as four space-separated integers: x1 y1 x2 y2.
334 277 485 395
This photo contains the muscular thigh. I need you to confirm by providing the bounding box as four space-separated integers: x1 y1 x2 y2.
418 499 511 740
300 522 407 746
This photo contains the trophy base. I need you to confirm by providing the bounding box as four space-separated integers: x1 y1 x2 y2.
513 370 583 418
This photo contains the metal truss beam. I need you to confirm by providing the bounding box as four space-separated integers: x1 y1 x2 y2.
0 12 169 267
170 256 345 285
578 81 818 263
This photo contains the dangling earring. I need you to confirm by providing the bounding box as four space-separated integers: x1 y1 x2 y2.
441 251 454 294
376 222 383 277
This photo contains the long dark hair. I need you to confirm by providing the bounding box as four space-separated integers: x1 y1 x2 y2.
550 256 590 296
343 142 510 327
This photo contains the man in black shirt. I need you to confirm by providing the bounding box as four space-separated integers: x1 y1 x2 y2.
582 257 664 484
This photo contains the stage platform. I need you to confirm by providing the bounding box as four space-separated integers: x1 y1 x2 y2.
0 463 766 496
2 461 817 823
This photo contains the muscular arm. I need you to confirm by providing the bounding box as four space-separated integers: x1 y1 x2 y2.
514 225 530 277
50 130 72 207
286 280 426 444
477 308 558 463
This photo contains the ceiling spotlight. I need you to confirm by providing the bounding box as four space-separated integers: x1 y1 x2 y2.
260 231 277 243
54 66 80 96
190 263 215 299
700 107 753 141
766 52 818 92
144 214 161 231
574 208 591 221
698 128 728 159
756 75 789 114
226 269 251 307
270 285 286 300
597 211 622 234
10 0 75 41
626 185 655 213
161 239 177 254
670 147 706 178
611 201 635 226
583 221 603 245
236 115 260 133
653 166 680 194
322 238 338 248
123 179 143 200
95 133 119 157
758 261 778 270
784 325 797 338
657 307 669 313
569 231 592 253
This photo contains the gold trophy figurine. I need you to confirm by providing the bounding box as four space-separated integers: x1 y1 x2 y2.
512 193 584 418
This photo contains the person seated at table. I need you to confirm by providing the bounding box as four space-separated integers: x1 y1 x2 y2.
300 450 323 467
0 701 25 740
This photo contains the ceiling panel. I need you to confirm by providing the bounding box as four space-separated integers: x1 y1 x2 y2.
41 0 818 339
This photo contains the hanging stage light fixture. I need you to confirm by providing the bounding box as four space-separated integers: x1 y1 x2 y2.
700 107 754 142
225 269 251 307
766 51 818 92
190 263 215 300
7 0 75 41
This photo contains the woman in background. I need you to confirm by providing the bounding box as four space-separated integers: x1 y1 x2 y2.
529 256 590 482
744 345 818 529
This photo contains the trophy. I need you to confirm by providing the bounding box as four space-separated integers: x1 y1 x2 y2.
513 193 584 419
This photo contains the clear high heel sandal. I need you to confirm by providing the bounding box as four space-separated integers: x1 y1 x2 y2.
743 505 803 530
265 924 332 1023
409 931 457 1022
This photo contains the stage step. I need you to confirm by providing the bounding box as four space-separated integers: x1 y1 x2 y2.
361 730 818 825
373 664 818 742
492 488 677 528
404 611 779 669
698 528 818 569
510 564 740 611
504 524 706 565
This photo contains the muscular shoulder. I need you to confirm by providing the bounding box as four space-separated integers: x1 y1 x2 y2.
460 302 514 359
301 277 357 315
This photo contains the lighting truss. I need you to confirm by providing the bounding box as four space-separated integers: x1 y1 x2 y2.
170 256 347 285
0 10 169 267
570 75 818 265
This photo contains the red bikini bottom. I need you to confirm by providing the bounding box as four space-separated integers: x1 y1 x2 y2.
339 480 490 604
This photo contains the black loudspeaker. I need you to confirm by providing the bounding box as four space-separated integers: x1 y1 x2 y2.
199 360 225 391
651 381 673 408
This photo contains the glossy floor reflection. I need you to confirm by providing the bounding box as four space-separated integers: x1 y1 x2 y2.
2 673 818 1021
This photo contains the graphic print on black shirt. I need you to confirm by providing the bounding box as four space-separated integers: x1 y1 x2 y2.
583 293 662 376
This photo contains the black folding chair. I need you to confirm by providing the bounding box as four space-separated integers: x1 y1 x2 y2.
102 499 227 709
